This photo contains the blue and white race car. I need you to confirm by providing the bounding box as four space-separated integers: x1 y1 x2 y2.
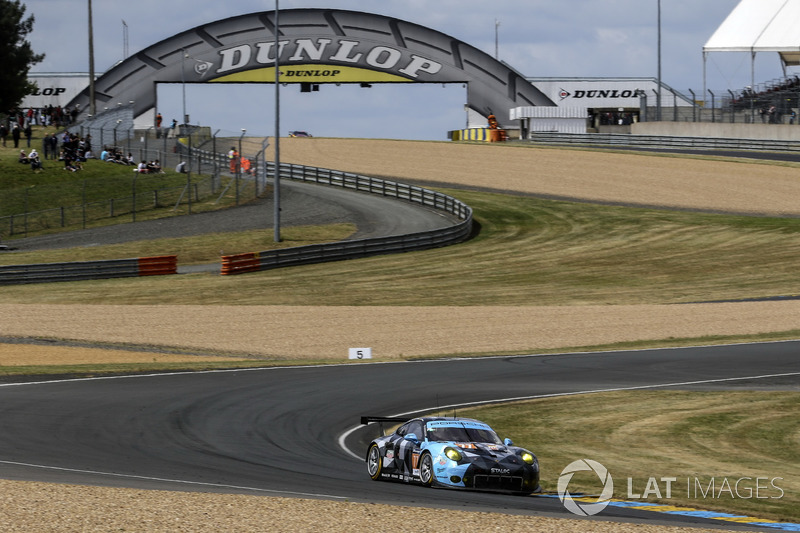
362 416 540 495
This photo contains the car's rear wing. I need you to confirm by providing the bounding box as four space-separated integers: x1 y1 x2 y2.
360 416 412 435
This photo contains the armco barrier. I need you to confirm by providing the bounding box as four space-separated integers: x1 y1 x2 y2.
528 132 800 152
0 255 177 285
221 221 471 274
220 162 473 275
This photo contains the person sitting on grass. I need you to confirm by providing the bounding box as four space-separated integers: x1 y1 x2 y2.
18 150 28 164
147 160 163 173
63 148 82 172
29 149 43 172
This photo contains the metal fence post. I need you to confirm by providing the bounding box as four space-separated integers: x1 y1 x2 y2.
709 90 716 123
132 174 137 222
728 90 736 123
639 92 648 122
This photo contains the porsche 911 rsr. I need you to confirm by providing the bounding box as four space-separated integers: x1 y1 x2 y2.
363 416 540 495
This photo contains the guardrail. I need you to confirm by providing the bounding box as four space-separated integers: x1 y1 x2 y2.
0 255 177 285
528 132 800 152
220 162 473 275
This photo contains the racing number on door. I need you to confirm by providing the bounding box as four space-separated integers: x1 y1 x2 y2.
412 452 420 470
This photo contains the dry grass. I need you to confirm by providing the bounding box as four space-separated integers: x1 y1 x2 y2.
463 391 800 522
3 302 800 362
257 138 800 216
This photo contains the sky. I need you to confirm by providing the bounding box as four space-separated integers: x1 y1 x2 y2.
22 0 792 140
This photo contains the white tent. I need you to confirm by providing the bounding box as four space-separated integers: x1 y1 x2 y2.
703 0 800 93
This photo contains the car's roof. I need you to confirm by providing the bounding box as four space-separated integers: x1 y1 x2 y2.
414 416 490 427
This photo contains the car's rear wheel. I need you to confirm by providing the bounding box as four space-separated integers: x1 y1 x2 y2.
367 444 383 480
419 452 434 487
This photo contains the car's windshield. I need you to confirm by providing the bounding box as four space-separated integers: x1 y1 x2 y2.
426 425 502 444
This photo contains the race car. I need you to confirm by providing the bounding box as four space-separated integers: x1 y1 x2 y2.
362 416 540 495
288 131 312 137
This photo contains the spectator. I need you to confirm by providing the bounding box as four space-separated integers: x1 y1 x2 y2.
11 124 20 147
29 149 42 172
18 150 28 164
176 161 187 173
24 123 32 147
0 123 7 147
47 133 58 159
42 133 51 159
148 160 163 173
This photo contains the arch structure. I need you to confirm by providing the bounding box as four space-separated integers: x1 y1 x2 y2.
67 9 555 126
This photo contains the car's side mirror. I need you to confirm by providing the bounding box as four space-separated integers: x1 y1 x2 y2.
404 433 419 444
504 438 513 446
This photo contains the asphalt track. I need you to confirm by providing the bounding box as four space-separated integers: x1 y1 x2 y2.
3 148 800 529
0 343 798 530
10 180 455 252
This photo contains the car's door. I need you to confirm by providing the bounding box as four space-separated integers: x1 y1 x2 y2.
393 419 424 479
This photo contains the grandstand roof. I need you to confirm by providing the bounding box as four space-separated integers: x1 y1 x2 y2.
703 0 800 65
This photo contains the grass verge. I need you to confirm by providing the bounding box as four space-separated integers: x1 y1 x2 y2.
3 189 800 305
0 223 356 265
460 390 800 523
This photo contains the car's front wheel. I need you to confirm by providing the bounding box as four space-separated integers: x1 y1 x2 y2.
367 443 383 480
419 452 434 487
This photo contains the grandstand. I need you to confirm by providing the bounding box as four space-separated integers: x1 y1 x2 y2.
704 0 800 122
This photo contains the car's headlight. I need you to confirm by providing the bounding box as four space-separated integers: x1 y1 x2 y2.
521 452 535 465
444 447 462 462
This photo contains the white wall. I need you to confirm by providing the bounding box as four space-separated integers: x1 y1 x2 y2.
632 121 800 140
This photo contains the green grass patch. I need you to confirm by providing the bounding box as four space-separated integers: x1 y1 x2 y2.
0 359 340 378
0 125 254 239
0 223 356 266
4 188 800 305
459 390 800 523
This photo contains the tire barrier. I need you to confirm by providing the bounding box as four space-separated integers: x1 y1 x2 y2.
0 255 177 285
136 255 179 276
220 163 473 275
220 252 260 275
